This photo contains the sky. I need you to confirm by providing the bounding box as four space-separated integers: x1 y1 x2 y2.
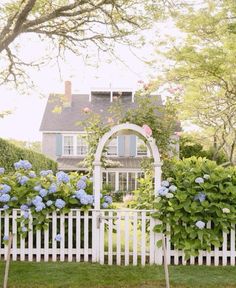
0 20 176 142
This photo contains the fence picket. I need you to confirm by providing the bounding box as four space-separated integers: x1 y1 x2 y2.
52 212 57 262
116 211 121 265
76 210 81 262
99 211 104 264
28 212 33 261
20 211 25 261
44 220 49 262
149 215 155 265
124 212 129 266
12 210 17 261
84 211 89 262
108 211 113 265
4 213 9 260
68 211 73 262
60 213 65 262
132 212 138 266
223 232 227 266
230 226 235 265
141 211 146 266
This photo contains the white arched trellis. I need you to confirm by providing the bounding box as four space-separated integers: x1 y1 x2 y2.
93 123 162 209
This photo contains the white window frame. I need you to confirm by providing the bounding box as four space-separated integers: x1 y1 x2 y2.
136 137 148 157
62 133 88 156
76 134 88 156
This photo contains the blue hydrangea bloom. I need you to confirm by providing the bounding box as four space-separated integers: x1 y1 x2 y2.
23 211 29 219
32 196 43 206
39 189 48 198
29 171 36 178
87 195 94 205
169 185 177 192
46 200 53 207
80 195 90 205
18 176 29 185
0 194 10 202
49 183 57 193
161 180 170 187
56 171 69 184
55 234 62 241
11 196 17 201
3 205 9 210
34 185 42 191
195 220 205 229
0 184 11 194
35 202 46 212
3 235 9 241
0 167 5 174
194 192 206 202
14 160 32 170
55 199 66 209
195 177 204 184
81 176 87 181
77 179 86 190
102 202 109 209
157 187 169 196
20 204 28 211
21 226 27 232
104 195 112 204
40 170 53 177
75 189 86 200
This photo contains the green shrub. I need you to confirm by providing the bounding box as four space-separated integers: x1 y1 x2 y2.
153 157 236 259
0 138 57 173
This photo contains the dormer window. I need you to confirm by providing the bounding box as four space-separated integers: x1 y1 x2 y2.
107 137 117 156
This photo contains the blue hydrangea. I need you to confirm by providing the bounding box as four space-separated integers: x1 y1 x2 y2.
55 199 66 209
23 211 29 219
195 177 204 184
34 185 42 191
194 192 206 202
55 234 62 241
77 179 86 190
56 171 69 184
40 170 53 177
11 196 17 201
20 204 28 211
0 194 10 202
161 180 170 187
32 196 43 206
21 226 27 232
49 183 57 193
169 185 177 192
28 171 36 178
14 160 32 170
46 200 53 207
18 176 29 185
0 184 11 194
0 167 5 174
89 177 93 182
80 195 89 205
102 202 109 209
3 235 9 241
35 202 46 212
3 205 9 210
104 195 112 205
157 187 169 196
81 176 87 181
39 189 48 198
195 220 205 229
75 189 86 200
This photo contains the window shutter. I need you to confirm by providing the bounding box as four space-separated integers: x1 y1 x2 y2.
130 135 136 157
56 134 62 156
118 135 125 157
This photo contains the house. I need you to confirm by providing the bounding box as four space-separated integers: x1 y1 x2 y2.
40 81 175 194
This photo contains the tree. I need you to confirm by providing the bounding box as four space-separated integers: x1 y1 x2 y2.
0 0 162 89
156 0 236 164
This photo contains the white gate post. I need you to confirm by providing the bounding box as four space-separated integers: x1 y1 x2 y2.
154 162 162 196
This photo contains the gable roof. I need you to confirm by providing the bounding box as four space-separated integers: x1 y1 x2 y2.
40 92 163 132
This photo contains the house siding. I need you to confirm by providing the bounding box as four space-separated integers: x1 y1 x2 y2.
42 133 57 160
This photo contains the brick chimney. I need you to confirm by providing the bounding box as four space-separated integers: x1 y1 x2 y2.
64 80 72 106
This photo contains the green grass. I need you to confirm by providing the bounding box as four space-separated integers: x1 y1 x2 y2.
1 261 236 287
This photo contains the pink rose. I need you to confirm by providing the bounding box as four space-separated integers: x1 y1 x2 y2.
142 124 152 137
83 107 91 113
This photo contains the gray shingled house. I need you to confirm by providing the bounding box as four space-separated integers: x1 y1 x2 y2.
40 81 172 194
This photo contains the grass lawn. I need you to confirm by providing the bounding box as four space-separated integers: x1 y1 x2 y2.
1 261 236 288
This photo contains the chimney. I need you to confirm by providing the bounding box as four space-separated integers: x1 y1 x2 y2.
64 80 72 106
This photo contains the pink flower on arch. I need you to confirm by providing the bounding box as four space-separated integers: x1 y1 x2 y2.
83 107 91 113
107 117 114 124
142 124 152 137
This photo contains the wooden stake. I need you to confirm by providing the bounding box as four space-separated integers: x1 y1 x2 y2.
3 233 13 288
162 235 170 288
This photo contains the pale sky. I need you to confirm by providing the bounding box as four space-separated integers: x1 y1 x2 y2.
0 21 176 141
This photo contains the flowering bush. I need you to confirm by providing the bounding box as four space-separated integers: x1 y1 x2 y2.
0 160 112 235
153 157 236 259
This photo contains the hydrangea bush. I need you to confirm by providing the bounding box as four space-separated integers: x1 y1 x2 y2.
153 157 236 259
0 160 112 236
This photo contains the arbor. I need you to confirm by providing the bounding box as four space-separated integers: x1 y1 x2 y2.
0 0 161 88
157 0 236 164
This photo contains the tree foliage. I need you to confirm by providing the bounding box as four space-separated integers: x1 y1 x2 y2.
157 0 236 164
0 0 162 89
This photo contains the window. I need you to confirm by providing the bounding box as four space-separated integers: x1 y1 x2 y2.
107 137 117 156
128 173 136 191
119 172 127 191
63 136 74 155
77 135 87 155
137 137 147 156
108 172 116 191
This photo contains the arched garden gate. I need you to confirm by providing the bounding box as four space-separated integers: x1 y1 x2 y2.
91 123 163 265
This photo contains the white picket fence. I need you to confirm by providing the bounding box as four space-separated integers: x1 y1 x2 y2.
0 209 235 266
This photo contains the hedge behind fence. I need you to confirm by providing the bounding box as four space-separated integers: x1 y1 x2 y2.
0 138 57 173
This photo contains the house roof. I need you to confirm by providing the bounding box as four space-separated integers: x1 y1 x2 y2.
57 156 145 171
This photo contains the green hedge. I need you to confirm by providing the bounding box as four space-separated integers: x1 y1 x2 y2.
0 138 57 173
